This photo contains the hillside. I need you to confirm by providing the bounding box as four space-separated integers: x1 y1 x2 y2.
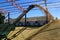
6 20 60 40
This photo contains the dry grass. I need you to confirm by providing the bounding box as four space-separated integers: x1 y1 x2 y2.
7 20 60 40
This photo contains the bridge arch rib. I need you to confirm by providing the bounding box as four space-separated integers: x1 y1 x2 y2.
13 4 54 24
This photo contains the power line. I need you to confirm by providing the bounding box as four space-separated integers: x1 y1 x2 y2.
0 0 20 4
1 3 60 10
0 0 42 4
0 1 60 13
6 6 60 14
0 1 60 7
0 1 41 7
2 6 60 14
3 5 60 10
0 0 60 15
5 6 60 18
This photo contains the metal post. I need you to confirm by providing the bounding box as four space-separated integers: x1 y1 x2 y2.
44 0 48 23
24 14 27 27
8 12 10 24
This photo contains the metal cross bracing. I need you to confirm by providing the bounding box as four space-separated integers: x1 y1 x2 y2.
0 0 60 19
0 0 43 19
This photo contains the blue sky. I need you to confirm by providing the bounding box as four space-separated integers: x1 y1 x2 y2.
0 0 60 19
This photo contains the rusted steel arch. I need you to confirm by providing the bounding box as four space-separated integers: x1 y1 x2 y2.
13 4 54 24
35 4 54 21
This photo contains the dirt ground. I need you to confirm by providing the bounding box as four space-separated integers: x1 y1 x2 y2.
7 20 60 40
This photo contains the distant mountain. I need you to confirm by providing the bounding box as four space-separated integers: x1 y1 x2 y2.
20 16 46 22
5 16 46 24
